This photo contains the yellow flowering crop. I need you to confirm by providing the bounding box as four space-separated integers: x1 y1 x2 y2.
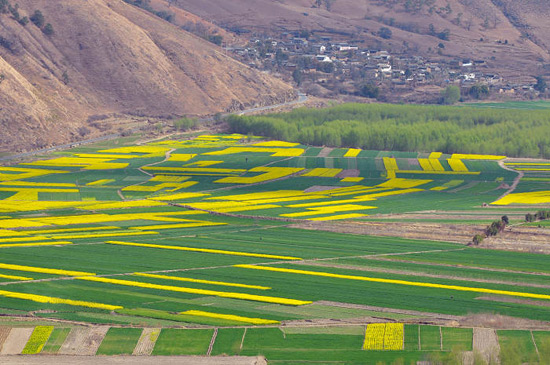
143 166 245 174
383 157 398 171
447 159 468 172
134 273 271 290
341 177 364 182
215 204 281 213
344 149 361 157
77 276 311 306
302 168 343 177
51 231 158 239
181 310 279 325
86 179 115 186
429 152 442 159
22 326 54 354
149 192 209 201
363 323 385 350
383 323 404 350
492 190 550 205
0 289 121 310
0 167 68 182
0 181 76 187
235 265 550 301
215 167 303 184
0 263 95 276
0 241 73 248
307 213 368 221
83 200 167 210
129 221 225 230
362 323 403 350
0 273 33 281
377 179 431 189
106 240 301 260
167 154 197 162
451 154 505 160
252 141 299 147
204 147 304 157
418 159 433 171
281 204 376 218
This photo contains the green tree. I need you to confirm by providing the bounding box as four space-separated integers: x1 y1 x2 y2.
378 27 392 39
535 76 547 93
18 16 29 26
30 10 44 28
469 84 489 99
0 0 9 14
292 69 303 86
43 23 54 36
358 83 379 99
441 85 460 105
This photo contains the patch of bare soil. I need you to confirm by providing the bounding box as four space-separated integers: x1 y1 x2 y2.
477 295 550 308
292 221 481 244
473 328 500 364
462 314 550 330
303 185 343 193
0 327 33 355
59 327 109 355
132 328 160 356
336 169 360 178
0 327 10 353
481 226 550 254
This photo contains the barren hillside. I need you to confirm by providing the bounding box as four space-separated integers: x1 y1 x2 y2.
0 0 293 152
173 0 550 78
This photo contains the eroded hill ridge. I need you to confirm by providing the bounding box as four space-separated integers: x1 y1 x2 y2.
0 0 293 152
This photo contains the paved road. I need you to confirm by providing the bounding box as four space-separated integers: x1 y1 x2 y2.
0 92 307 162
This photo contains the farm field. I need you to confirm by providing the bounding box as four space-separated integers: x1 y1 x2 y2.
0 133 550 361
2 323 549 363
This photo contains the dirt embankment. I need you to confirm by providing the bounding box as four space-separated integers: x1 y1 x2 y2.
292 220 483 244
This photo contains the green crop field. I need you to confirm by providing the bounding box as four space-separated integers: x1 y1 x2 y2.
96 328 142 355
0 133 549 362
152 329 213 355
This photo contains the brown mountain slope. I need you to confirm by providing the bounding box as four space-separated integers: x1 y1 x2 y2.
173 0 550 78
0 0 293 151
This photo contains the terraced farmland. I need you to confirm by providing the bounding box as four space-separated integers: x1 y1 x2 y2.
1 133 550 361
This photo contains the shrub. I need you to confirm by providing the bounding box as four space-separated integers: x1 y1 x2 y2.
43 23 54 36
30 10 44 28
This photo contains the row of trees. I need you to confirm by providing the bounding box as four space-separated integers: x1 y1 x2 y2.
0 2 53 35
525 210 550 222
227 103 550 158
472 216 508 245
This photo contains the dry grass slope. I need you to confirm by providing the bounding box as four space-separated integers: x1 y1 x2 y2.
0 0 293 152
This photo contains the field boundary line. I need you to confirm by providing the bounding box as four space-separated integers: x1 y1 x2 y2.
207 328 218 356
531 330 540 359
439 326 443 351
239 328 247 351
418 325 421 350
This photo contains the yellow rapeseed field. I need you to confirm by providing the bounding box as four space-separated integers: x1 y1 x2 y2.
0 289 122 310
181 310 279 325
235 265 550 301
77 276 311 306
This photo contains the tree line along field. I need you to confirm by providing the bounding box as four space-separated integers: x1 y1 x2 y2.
2 323 549 363
0 133 550 360
227 103 550 158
